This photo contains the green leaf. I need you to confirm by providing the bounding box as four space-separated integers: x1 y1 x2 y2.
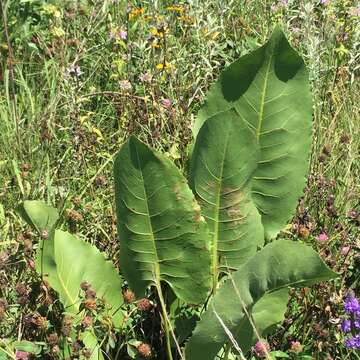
49 230 123 327
19 200 59 233
193 26 312 240
232 288 289 355
185 240 337 360
114 136 212 304
189 109 264 287
13 340 41 355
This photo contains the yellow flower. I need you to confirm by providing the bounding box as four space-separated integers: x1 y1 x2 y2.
150 27 168 38
155 62 173 71
92 127 104 142
42 4 61 18
179 15 195 24
51 26 65 37
128 7 145 20
166 5 184 13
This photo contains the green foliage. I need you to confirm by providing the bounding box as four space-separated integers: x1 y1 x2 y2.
185 240 337 359
2 7 352 356
189 109 264 287
194 26 313 241
113 136 212 304
19 201 124 327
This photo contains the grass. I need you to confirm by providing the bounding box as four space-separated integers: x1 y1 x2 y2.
0 0 359 359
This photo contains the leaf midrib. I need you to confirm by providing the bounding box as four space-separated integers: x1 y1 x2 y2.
135 147 162 289
212 126 230 293
256 53 273 141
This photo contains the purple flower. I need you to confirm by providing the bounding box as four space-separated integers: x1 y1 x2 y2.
253 340 270 358
345 295 360 314
321 0 331 5
354 320 360 330
341 319 352 333
15 351 29 360
345 334 360 349
290 340 303 353
161 98 172 109
119 30 127 40
341 246 350 256
109 29 128 41
316 232 329 243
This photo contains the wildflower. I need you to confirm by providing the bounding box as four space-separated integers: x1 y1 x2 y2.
123 289 136 303
65 65 83 78
15 351 29 360
166 5 184 13
84 298 97 310
85 287 96 299
32 315 48 330
290 340 303 353
47 333 59 345
161 98 172 109
139 72 152 83
253 340 270 358
341 319 352 333
119 30 127 40
119 79 132 91
321 0 331 5
82 315 93 328
137 298 152 311
345 295 360 314
341 246 350 256
298 225 310 238
155 62 173 71
16 283 28 297
80 281 91 291
137 343 152 358
61 316 73 336
316 232 329 244
347 209 358 220
109 29 127 41
65 209 84 222
345 334 360 349
128 7 145 20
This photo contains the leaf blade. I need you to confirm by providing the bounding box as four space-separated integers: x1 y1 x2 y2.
194 27 312 239
189 109 264 283
185 240 337 360
114 136 212 304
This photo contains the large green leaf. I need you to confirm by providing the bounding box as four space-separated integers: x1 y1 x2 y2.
189 109 264 287
19 203 123 325
185 240 337 359
193 27 312 240
49 230 123 326
114 136 212 304
19 202 125 359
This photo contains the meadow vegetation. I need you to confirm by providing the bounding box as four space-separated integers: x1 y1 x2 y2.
0 0 359 359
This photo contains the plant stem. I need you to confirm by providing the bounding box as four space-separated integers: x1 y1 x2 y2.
156 284 174 360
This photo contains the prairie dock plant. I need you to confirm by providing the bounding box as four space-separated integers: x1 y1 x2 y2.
18 27 337 360
1 0 359 359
